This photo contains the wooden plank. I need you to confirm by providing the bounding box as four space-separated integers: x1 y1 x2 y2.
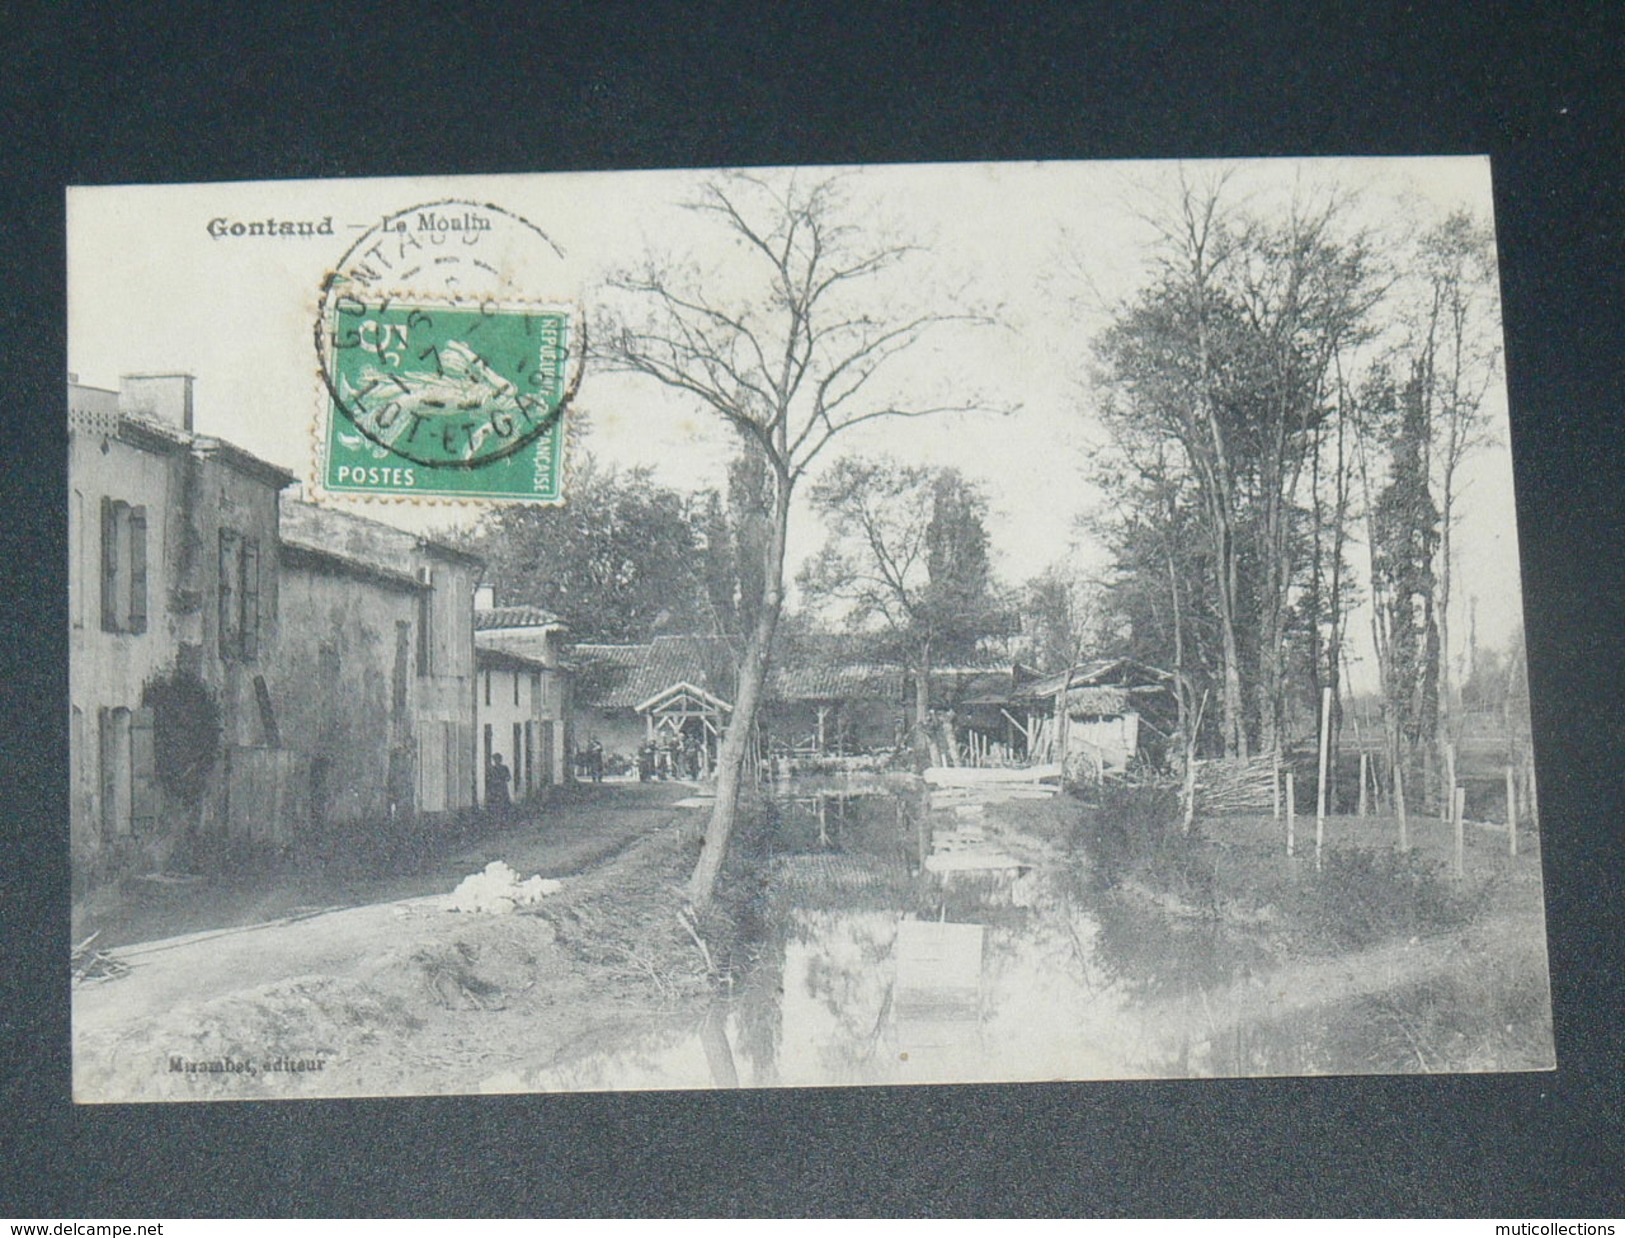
895 919 983 1020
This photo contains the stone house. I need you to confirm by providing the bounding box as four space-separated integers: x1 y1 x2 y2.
70 375 293 882
69 374 483 888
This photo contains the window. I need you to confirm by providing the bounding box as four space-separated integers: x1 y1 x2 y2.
217 530 261 660
483 670 491 707
513 670 520 707
99 705 156 836
100 498 148 634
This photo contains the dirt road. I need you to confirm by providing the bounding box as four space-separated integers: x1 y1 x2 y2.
75 781 691 951
73 782 717 1102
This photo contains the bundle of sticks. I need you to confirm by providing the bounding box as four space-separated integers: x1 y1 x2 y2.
1192 755 1278 815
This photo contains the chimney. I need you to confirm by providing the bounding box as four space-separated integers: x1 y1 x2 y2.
474 583 496 610
119 373 195 432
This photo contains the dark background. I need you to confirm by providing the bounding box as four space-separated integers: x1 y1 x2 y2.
3 1 1620 1218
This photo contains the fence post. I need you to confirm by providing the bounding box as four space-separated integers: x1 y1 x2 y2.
1357 752 1369 817
1285 770 1296 857
1505 764 1518 857
1443 742 1457 827
1453 785 1466 879
1272 750 1281 820
1394 754 1409 852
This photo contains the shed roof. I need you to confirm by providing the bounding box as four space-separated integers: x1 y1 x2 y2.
1011 657 1173 702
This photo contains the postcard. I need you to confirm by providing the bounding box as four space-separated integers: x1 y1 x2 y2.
67 159 1553 1101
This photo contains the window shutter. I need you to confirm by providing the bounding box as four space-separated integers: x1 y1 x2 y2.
127 506 148 634
240 538 260 659
98 707 117 835
100 498 120 631
218 530 238 658
130 705 158 834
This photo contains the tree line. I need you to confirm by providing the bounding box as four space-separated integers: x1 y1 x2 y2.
466 167 1510 907
1086 172 1504 816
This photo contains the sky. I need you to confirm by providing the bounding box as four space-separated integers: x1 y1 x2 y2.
68 157 1527 688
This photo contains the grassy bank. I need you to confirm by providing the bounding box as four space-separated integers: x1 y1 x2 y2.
981 782 1553 1074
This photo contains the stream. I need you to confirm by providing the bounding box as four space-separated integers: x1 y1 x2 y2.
481 776 1532 1092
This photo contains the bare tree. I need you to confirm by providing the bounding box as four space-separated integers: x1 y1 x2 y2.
596 171 998 910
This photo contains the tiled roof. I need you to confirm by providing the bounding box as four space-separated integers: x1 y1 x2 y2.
476 644 552 672
278 540 425 592
475 604 563 631
769 663 904 701
573 637 1041 712
571 636 739 709
476 629 559 667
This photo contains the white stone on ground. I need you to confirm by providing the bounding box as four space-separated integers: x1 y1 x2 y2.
446 860 563 914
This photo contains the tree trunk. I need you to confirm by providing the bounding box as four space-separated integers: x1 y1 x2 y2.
687 479 789 911
1435 460 1455 816
912 644 933 769
1200 485 1246 760
1218 543 1247 759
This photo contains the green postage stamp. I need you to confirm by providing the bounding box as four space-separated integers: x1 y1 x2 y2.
315 200 580 502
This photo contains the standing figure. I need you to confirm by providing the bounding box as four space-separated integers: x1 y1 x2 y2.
486 752 513 820
588 735 604 783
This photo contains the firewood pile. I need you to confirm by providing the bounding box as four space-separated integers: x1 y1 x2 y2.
1193 755 1278 815
71 932 131 985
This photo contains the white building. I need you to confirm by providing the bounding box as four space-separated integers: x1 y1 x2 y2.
474 591 571 803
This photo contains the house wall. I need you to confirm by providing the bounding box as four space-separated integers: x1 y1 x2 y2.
1063 711 1141 775
415 553 478 817
192 454 287 851
270 561 417 833
475 660 570 802
69 423 183 878
279 504 481 823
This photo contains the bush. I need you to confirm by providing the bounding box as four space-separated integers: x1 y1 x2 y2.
1070 777 1212 903
141 668 220 805
1291 846 1476 950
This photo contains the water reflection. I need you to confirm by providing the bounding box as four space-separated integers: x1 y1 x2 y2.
480 778 1540 1093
